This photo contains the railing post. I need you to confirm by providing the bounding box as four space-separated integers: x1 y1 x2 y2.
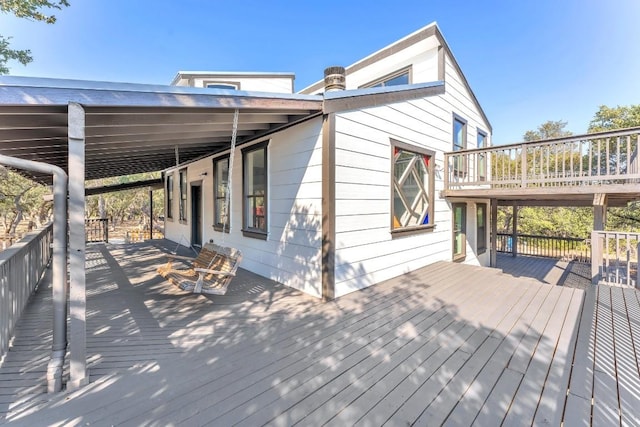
511 204 518 258
444 153 450 190
520 145 527 188
591 231 601 285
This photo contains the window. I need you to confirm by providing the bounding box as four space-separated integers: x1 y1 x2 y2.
477 129 488 181
452 203 467 261
391 141 435 232
205 82 239 90
453 114 467 176
213 156 230 232
362 67 411 89
166 174 174 220
179 169 187 222
242 141 268 239
477 204 487 254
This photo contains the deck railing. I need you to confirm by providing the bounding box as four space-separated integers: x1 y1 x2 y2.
86 218 108 243
591 231 639 287
497 232 590 262
445 127 640 191
0 223 53 360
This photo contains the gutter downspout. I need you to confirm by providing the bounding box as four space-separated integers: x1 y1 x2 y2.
0 155 68 393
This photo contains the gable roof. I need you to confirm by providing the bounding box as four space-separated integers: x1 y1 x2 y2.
300 22 492 132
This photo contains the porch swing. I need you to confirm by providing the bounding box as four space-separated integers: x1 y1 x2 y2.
158 110 243 295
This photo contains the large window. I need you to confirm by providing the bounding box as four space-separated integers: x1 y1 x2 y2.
362 67 411 88
452 203 467 261
477 203 487 254
453 114 467 176
477 129 488 181
391 141 435 232
166 174 174 220
242 141 268 239
179 168 187 222
213 156 230 232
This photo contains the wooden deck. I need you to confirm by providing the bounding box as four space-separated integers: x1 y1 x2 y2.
0 242 637 425
496 253 591 288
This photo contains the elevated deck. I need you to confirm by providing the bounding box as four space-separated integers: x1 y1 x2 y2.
0 242 638 425
443 127 640 206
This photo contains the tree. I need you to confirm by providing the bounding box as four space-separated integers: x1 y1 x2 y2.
0 0 69 74
588 105 640 133
523 120 572 142
0 166 50 239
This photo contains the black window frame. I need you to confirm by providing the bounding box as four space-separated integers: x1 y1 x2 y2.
241 140 269 240
452 202 467 262
213 155 230 233
179 168 188 223
452 113 468 177
166 173 174 220
477 203 487 255
390 139 436 236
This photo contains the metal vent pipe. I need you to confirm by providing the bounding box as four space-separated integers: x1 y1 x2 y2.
324 66 346 92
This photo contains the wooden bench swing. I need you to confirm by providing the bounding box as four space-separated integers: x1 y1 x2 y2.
157 242 242 295
158 109 243 295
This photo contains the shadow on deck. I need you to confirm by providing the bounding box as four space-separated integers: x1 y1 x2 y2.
496 253 591 289
1 241 636 425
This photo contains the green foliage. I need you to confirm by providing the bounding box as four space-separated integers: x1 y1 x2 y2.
0 0 69 74
588 105 640 133
0 166 50 235
523 120 572 142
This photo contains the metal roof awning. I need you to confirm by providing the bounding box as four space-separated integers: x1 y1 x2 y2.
0 76 324 183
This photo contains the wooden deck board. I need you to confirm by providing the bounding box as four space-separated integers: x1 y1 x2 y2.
0 242 601 426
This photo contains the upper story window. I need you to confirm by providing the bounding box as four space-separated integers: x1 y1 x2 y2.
205 82 239 90
179 168 187 222
213 156 230 232
166 174 174 220
452 114 467 176
242 141 269 239
391 140 435 233
362 66 411 89
477 129 488 181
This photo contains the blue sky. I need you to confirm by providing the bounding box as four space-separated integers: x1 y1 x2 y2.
1 0 639 144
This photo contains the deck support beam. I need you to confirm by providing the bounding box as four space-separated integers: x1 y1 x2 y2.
490 198 498 267
68 102 89 389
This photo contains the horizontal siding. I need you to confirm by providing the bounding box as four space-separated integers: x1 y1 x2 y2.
164 117 324 298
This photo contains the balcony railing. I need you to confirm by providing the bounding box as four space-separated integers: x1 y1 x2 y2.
497 232 590 262
0 224 53 360
86 218 108 243
444 127 640 191
591 231 639 287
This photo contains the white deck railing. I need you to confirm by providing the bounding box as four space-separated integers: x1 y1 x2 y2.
0 224 53 360
445 127 640 191
591 230 639 287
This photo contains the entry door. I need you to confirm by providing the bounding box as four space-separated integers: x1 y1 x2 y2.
191 184 202 247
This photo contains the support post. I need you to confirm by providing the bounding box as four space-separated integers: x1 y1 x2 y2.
593 193 607 231
149 189 153 240
490 198 498 267
591 231 602 284
511 203 518 258
68 102 88 389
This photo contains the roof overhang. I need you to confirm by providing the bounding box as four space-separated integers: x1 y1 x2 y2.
0 76 323 183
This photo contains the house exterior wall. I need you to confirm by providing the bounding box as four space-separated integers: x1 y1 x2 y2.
164 117 324 298
173 74 294 93
332 50 491 298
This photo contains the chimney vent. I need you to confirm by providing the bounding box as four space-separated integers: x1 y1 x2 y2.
324 66 346 92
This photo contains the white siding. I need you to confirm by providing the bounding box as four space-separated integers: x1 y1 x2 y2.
164 117 324 298
174 75 294 93
332 48 491 297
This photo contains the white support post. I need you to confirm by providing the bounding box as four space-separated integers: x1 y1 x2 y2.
68 102 88 389
511 204 518 258
490 199 498 267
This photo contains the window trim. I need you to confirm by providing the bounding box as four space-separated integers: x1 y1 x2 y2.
360 65 412 89
452 113 468 177
390 139 436 236
477 128 488 181
213 155 231 233
166 173 174 221
241 140 269 240
179 168 188 223
203 80 240 90
476 203 487 255
452 202 467 262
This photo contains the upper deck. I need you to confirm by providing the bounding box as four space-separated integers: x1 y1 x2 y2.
442 127 640 206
